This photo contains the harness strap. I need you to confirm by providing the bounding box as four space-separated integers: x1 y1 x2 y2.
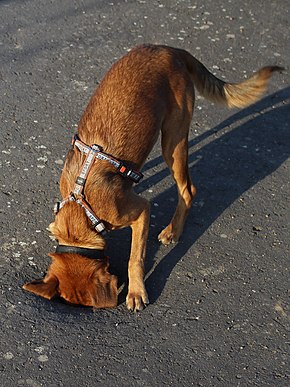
73 134 143 183
54 194 107 235
75 196 106 234
73 144 100 196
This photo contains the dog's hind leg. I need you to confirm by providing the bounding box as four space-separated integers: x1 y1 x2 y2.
158 104 196 245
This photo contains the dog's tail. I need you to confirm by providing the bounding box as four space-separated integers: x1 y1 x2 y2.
182 51 283 108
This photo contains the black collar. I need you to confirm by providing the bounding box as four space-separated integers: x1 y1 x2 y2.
56 244 105 260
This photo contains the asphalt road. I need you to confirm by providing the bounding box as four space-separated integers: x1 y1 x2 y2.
0 0 289 386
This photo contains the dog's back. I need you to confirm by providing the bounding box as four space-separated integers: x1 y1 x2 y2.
77 45 183 165
77 44 282 164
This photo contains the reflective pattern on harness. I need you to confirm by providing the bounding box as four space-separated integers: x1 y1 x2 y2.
54 134 143 235
73 134 143 184
54 194 107 235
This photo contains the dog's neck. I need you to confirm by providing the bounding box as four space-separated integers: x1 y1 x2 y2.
48 201 106 250
52 232 106 250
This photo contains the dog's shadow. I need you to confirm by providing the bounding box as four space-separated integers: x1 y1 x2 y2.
108 86 290 305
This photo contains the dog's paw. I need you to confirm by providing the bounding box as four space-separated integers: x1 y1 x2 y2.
158 226 178 245
126 290 149 312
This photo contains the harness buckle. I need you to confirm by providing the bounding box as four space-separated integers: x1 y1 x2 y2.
76 176 86 186
92 144 102 152
54 202 60 215
127 170 143 183
117 163 143 183
93 220 107 235
71 134 78 146
117 162 127 176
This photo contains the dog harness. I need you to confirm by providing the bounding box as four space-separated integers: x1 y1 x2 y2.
54 134 143 235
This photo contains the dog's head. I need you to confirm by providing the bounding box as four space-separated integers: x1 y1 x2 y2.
23 253 118 308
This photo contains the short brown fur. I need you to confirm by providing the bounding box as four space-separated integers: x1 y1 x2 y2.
23 44 282 311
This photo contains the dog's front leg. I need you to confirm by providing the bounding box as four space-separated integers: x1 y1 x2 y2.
126 196 150 312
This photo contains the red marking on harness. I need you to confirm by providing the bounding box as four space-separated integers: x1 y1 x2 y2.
119 166 126 173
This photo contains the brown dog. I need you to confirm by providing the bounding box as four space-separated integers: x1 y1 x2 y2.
23 44 282 311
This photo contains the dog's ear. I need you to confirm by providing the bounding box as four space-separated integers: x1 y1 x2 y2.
90 269 118 309
23 273 59 300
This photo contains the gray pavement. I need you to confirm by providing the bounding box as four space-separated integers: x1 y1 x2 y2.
0 0 289 386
